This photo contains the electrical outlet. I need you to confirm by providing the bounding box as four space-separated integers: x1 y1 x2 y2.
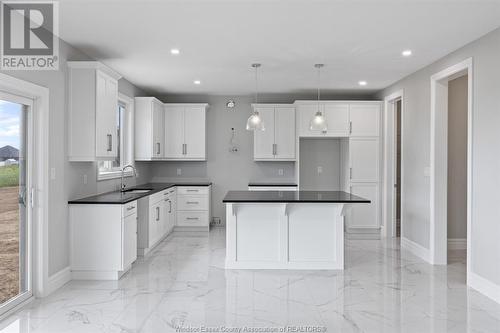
211 217 222 226
278 168 284 176
177 168 182 176
83 174 88 185
317 166 323 174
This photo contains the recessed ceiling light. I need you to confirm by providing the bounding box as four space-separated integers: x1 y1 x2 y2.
170 48 180 55
193 80 201 85
402 50 412 57
358 81 367 86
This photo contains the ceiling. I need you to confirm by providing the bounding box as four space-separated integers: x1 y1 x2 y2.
59 0 500 96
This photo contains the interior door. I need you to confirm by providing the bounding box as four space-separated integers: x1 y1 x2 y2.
253 107 275 159
274 107 295 159
184 107 206 159
0 91 33 316
164 106 184 159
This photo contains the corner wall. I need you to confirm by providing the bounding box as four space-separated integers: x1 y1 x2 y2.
376 28 500 291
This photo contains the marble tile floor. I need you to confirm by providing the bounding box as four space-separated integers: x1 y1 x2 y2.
1 228 499 333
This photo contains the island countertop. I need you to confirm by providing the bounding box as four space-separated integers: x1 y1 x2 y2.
222 190 370 203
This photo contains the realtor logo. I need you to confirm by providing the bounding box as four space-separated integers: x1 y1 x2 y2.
1 1 59 70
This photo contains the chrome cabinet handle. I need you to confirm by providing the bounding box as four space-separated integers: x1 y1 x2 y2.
127 206 135 211
186 217 199 221
169 200 172 213
156 142 161 155
349 167 353 179
186 189 198 192
349 121 353 134
107 134 112 152
156 207 160 221
186 201 199 204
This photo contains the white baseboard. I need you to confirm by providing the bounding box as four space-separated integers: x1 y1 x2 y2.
46 266 71 296
448 238 467 250
468 271 500 304
401 237 430 263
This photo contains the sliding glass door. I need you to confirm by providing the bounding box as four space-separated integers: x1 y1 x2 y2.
0 91 33 316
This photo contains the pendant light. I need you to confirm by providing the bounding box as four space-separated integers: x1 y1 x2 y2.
310 64 328 131
246 63 265 131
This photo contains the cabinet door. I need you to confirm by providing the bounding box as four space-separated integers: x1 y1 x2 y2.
253 107 275 159
184 107 206 159
349 138 379 182
152 100 164 158
123 213 137 269
95 72 118 158
274 107 295 160
148 203 161 246
324 104 349 136
164 106 185 158
298 104 324 137
347 184 379 229
350 103 380 137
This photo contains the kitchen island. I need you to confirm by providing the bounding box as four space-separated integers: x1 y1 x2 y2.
223 190 370 270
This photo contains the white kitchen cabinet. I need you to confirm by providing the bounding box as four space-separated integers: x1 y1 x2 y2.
349 103 381 137
346 183 380 230
164 104 208 160
349 138 380 183
69 200 137 280
296 102 349 137
176 186 211 231
164 187 176 235
135 97 165 160
253 104 295 161
68 61 122 161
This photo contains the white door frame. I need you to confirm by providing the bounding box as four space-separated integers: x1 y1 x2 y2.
430 58 472 271
382 90 404 239
0 73 50 303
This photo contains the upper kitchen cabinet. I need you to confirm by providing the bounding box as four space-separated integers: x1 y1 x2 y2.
135 97 165 160
67 61 122 161
296 101 350 137
253 104 295 161
349 102 381 137
164 104 208 160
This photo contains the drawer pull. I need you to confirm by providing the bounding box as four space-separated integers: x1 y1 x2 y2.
126 206 135 211
186 201 199 204
186 217 199 221
186 189 199 192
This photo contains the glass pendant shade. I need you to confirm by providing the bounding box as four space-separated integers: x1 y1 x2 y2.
246 111 265 131
309 110 327 131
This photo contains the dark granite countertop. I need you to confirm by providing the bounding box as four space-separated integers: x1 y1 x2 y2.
223 190 369 203
69 182 212 205
248 182 298 187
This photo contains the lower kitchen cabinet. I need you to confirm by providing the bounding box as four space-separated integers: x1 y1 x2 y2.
176 186 211 231
137 188 175 256
345 183 380 235
69 201 138 280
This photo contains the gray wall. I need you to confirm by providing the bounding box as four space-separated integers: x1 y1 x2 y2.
1 39 151 276
447 75 468 240
377 27 500 285
299 138 341 191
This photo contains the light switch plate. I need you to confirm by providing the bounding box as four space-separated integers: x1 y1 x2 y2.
278 168 284 176
317 166 323 174
177 168 182 176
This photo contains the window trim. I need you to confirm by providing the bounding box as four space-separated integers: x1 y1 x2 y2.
97 93 135 181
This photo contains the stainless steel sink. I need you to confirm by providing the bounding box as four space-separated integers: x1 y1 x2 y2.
123 189 152 194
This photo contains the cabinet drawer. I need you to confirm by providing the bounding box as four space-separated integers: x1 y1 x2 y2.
177 195 208 211
177 211 208 227
123 201 137 217
177 186 209 195
150 189 168 204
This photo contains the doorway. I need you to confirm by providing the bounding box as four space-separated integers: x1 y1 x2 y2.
0 92 33 316
395 100 402 238
430 58 472 275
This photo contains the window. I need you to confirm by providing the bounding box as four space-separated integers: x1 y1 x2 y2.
97 94 134 180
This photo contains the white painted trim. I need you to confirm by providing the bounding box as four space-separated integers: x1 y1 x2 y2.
447 238 467 250
0 73 50 299
46 267 71 295
401 237 430 262
67 61 122 80
429 59 473 272
468 272 500 304
382 90 404 239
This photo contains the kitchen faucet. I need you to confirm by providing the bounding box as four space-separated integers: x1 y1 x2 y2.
121 164 138 192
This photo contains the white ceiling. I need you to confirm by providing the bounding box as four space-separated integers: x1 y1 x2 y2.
59 0 500 95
